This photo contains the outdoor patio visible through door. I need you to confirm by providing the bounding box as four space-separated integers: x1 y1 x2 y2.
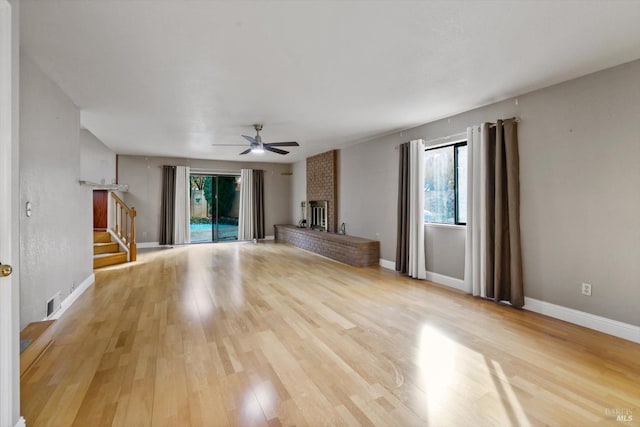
189 174 240 243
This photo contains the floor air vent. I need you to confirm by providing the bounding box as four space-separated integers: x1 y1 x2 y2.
46 292 61 318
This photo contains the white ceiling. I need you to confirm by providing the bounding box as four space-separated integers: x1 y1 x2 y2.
20 1 640 164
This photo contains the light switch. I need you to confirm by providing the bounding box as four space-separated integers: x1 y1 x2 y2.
26 201 32 217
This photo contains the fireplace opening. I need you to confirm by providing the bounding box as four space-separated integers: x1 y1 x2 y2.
308 200 328 231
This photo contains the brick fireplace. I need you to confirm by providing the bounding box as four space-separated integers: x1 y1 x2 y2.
275 148 379 266
306 150 337 232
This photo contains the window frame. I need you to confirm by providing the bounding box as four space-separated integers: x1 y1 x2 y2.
424 140 468 226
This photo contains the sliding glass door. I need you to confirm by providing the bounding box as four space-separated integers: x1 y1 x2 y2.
189 174 240 243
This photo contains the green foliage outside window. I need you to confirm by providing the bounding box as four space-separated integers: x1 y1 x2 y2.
424 142 467 225
190 175 238 218
424 146 455 224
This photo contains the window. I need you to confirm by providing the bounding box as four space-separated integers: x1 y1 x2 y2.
424 141 467 225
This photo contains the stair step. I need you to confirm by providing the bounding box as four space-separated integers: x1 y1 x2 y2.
93 231 112 243
94 241 119 255
20 320 56 379
93 252 128 269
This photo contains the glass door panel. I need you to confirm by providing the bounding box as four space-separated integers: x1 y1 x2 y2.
214 176 239 241
189 174 239 243
189 175 212 243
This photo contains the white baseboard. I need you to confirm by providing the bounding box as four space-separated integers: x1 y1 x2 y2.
137 241 161 248
14 416 26 427
379 259 395 270
425 271 468 293
45 273 95 321
262 235 275 241
524 297 640 344
396 269 639 344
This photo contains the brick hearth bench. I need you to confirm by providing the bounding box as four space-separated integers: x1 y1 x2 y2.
274 224 380 267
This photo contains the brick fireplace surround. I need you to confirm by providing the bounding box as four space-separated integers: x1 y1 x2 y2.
306 150 338 232
275 149 380 267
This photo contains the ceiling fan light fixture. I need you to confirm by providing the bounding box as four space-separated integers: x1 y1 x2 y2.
228 124 298 156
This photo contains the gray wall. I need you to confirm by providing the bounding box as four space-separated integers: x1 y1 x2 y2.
424 225 465 279
19 54 93 328
290 160 306 225
80 128 116 184
118 155 293 243
338 138 397 245
294 59 640 326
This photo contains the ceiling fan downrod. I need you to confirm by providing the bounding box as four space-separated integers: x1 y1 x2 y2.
253 124 263 144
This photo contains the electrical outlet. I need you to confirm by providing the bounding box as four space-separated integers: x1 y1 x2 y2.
581 283 592 296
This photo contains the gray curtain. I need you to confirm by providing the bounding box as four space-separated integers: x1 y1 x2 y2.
395 142 409 273
487 119 524 306
159 165 176 245
252 169 265 239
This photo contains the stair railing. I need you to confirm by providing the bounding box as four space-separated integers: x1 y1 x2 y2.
110 193 137 261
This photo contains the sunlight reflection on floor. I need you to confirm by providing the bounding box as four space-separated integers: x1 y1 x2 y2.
417 324 533 426
490 360 532 427
418 325 455 410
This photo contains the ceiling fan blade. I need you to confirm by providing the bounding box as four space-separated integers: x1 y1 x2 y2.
239 148 252 155
265 146 289 155
211 144 250 147
242 135 257 144
265 141 299 147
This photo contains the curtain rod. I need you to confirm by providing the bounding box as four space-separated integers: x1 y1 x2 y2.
488 117 520 127
394 117 520 150
394 132 466 150
158 166 241 175
422 132 467 147
189 168 240 176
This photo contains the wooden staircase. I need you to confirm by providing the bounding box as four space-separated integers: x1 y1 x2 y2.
93 231 127 268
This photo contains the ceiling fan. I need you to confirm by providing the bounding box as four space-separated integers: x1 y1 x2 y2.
212 124 299 155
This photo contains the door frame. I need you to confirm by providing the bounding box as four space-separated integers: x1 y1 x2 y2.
189 173 240 243
0 2 22 427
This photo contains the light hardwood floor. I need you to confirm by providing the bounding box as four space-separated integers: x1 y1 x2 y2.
21 242 640 426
